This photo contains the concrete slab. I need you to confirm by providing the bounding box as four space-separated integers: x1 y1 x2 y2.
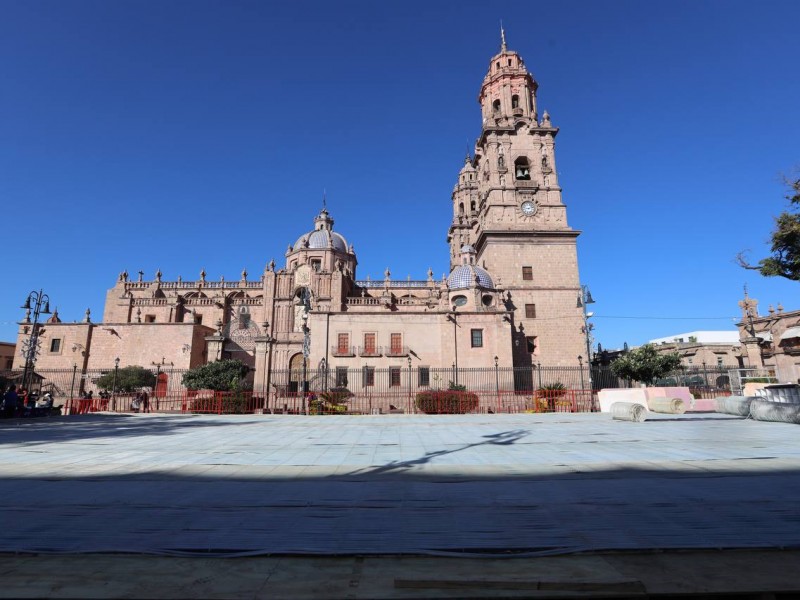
1 413 799 558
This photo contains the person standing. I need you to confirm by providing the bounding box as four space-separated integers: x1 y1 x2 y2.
2 385 19 419
140 390 150 413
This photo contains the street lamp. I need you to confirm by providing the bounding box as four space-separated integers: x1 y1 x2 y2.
447 306 458 385
407 356 412 407
300 288 311 414
494 355 500 409
69 362 78 413
577 285 595 391
112 357 120 407
577 355 586 391
20 289 51 393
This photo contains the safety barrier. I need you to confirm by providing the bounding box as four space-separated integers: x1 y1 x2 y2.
61 388 597 416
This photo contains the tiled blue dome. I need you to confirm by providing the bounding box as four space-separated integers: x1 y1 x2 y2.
294 229 348 252
447 264 494 289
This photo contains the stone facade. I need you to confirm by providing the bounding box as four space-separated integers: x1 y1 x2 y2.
13 35 587 391
736 293 800 383
0 341 15 370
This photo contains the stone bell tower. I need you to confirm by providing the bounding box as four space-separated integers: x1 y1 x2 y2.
447 29 585 367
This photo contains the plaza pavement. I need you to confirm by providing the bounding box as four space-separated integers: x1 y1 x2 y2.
2 411 800 557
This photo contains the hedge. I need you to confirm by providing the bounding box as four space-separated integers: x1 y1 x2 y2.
415 390 479 414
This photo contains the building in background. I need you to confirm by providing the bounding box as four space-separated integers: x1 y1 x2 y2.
12 33 587 396
0 342 15 371
737 293 800 383
648 331 743 369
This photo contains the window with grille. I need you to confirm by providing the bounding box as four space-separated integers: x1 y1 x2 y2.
418 367 430 387
362 366 375 387
336 367 348 387
337 333 349 353
390 367 401 387
49 338 61 353
390 333 402 354
522 266 533 280
471 329 483 348
525 304 536 319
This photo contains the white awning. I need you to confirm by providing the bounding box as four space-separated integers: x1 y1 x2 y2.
779 326 800 342
756 331 773 342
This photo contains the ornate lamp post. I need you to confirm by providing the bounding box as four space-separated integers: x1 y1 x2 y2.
577 285 595 391
20 289 51 393
300 287 312 414
447 306 458 385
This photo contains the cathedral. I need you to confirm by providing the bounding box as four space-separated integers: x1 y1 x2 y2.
15 34 586 395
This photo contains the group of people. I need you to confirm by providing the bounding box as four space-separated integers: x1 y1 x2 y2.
2 385 54 418
131 390 150 413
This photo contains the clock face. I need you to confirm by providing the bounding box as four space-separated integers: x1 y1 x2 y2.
520 200 537 216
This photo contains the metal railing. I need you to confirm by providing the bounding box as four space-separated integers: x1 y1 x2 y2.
1 363 744 416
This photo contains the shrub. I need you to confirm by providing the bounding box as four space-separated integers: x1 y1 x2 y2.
309 387 353 414
182 359 251 391
95 366 156 393
534 382 567 398
415 390 479 414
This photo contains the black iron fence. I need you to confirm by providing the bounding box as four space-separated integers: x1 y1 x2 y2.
1 363 740 409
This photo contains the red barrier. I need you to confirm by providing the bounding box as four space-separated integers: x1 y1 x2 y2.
62 389 598 416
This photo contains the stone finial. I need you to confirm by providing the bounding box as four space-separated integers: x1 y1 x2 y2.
122 270 128 282
541 110 551 127
427 267 434 282
286 245 292 256
155 268 162 282
200 268 206 282
500 21 507 52
768 304 775 315
136 307 142 323
241 268 248 281
84 308 91 323
777 303 784 314
384 267 391 280
220 275 225 284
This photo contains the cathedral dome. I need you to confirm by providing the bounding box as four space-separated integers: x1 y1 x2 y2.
294 229 348 252
447 245 494 289
447 264 494 289
292 208 350 253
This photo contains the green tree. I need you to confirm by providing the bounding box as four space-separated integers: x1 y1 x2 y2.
738 175 800 281
610 344 682 386
95 366 156 393
181 359 250 391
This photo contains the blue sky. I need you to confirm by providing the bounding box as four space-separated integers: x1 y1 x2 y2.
1 0 798 351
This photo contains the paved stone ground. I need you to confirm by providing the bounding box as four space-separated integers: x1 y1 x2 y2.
1 412 800 556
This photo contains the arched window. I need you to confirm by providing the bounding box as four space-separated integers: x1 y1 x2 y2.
514 157 531 180
511 95 520 109
492 99 501 114
458 202 464 215
470 200 476 212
